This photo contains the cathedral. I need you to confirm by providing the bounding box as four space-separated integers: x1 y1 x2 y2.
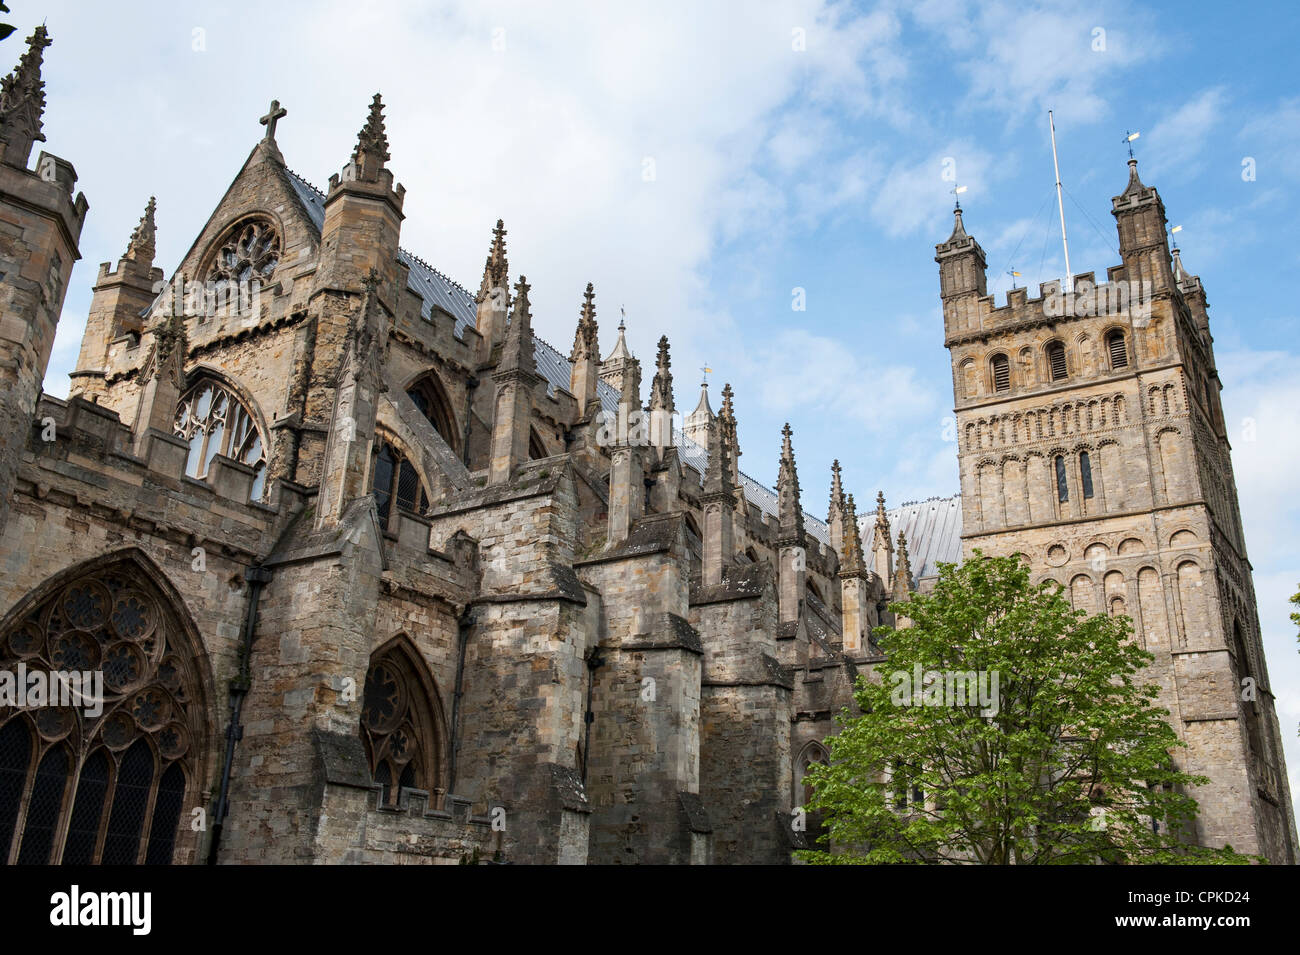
0 28 1294 864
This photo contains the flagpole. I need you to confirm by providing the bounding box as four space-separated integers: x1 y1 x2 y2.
1049 110 1073 292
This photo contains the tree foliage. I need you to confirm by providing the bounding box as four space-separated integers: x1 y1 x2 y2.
800 552 1251 864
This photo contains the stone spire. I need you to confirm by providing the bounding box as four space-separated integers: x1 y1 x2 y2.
475 219 509 361
838 490 873 652
477 219 509 303
703 404 730 497
871 490 894 582
649 335 674 414
569 282 600 416
132 308 188 453
701 412 734 586
125 196 157 264
841 493 865 574
599 311 636 396
827 459 846 558
648 335 675 452
947 204 967 242
0 24 51 168
893 531 914 601
683 378 713 446
571 282 599 361
352 92 391 169
488 276 541 485
777 423 804 546
719 382 741 495
499 275 537 375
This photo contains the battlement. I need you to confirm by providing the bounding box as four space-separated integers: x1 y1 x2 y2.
946 267 1158 345
29 394 293 519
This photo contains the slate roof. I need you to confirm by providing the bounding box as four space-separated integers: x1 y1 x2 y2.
862 495 964 581
284 168 958 567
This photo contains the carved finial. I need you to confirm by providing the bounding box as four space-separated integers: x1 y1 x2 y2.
894 531 914 599
841 493 864 573
0 24 52 166
353 93 390 165
125 196 157 263
476 218 509 305
571 281 599 362
778 423 804 543
874 489 889 528
649 334 674 414
499 275 536 375
259 99 287 143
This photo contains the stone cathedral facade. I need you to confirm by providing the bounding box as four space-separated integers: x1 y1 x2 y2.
0 29 1293 865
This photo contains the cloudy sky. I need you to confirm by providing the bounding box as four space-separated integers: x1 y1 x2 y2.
14 0 1300 822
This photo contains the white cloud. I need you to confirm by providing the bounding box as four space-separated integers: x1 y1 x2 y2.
1143 87 1228 182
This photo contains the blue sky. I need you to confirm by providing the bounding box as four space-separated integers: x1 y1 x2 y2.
16 0 1300 822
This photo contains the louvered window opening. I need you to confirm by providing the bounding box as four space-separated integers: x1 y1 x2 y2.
1047 344 1068 381
1108 331 1128 369
991 355 1010 392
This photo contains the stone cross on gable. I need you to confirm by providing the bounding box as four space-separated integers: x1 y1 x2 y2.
260 99 287 142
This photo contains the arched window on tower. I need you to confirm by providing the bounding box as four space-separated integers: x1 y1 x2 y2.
1106 329 1128 370
990 354 1010 393
1055 455 1069 503
1079 451 1094 499
0 558 207 864
370 437 428 533
1046 342 1068 382
174 378 267 500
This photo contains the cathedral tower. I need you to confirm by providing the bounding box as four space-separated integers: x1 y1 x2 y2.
941 162 1297 862
0 27 88 531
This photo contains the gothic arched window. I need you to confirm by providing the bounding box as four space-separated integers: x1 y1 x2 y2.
174 379 267 500
406 374 459 453
0 558 207 864
370 437 428 533
1079 451 1095 499
360 639 444 809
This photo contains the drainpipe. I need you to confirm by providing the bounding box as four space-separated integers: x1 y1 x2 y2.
447 606 474 794
582 646 605 785
207 563 272 865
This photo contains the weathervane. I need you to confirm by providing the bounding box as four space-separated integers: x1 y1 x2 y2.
1006 269 1021 290
951 184 967 210
700 363 712 385
1123 129 1140 159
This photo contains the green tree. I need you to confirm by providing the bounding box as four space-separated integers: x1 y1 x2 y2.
800 552 1250 864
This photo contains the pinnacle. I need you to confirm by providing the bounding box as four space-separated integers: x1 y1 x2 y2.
353 92 390 164
126 196 157 261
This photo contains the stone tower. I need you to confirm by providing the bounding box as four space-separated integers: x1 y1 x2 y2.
0 27 88 531
940 160 1297 863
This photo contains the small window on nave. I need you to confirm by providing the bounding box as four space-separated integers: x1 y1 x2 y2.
174 379 267 500
406 374 459 453
370 438 428 533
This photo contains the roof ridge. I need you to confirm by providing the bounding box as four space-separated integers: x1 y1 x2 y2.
398 247 475 299
284 168 326 199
